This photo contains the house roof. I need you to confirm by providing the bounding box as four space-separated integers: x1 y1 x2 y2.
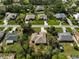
58 32 74 41
25 14 35 21
54 13 66 19
38 14 48 20
35 5 44 11
73 13 79 20
4 12 18 20
5 32 18 41
72 57 79 59
0 31 4 40
31 32 47 44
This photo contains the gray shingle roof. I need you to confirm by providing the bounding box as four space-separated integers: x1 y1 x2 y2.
58 32 74 41
6 32 18 41
39 14 48 20
35 5 44 11
54 13 66 19
25 14 35 21
5 12 18 20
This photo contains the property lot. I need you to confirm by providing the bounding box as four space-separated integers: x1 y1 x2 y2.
31 20 44 25
48 18 60 25
60 43 79 56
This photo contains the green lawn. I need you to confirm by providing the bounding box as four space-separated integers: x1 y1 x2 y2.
3 43 23 53
66 28 72 32
33 28 41 32
61 43 79 56
52 53 67 59
75 28 79 32
0 20 4 24
31 20 44 25
8 20 16 25
55 28 63 32
68 16 75 20
48 18 60 25
6 27 12 31
0 27 4 31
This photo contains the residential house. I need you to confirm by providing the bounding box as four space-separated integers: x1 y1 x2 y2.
25 14 35 21
73 13 79 23
58 32 74 42
38 14 48 21
30 28 47 45
5 32 18 44
73 13 79 20
35 5 44 11
54 13 66 19
4 12 18 20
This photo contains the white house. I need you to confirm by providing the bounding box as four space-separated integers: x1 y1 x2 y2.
73 13 79 20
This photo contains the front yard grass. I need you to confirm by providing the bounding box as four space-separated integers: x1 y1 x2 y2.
61 43 79 56
66 28 72 32
33 28 41 32
6 27 12 31
52 53 67 59
68 16 75 20
0 20 4 24
48 18 60 25
8 20 17 25
0 27 4 31
55 28 63 33
31 20 44 25
3 43 23 53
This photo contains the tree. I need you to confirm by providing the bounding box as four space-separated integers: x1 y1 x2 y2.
22 22 34 35
3 0 12 5
22 0 29 5
22 34 28 41
47 26 58 36
0 10 5 19
6 5 21 13
16 13 25 25
74 43 79 51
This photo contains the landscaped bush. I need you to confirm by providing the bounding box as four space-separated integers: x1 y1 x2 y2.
74 43 79 51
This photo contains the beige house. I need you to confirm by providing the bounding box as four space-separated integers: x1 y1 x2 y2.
30 30 47 47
